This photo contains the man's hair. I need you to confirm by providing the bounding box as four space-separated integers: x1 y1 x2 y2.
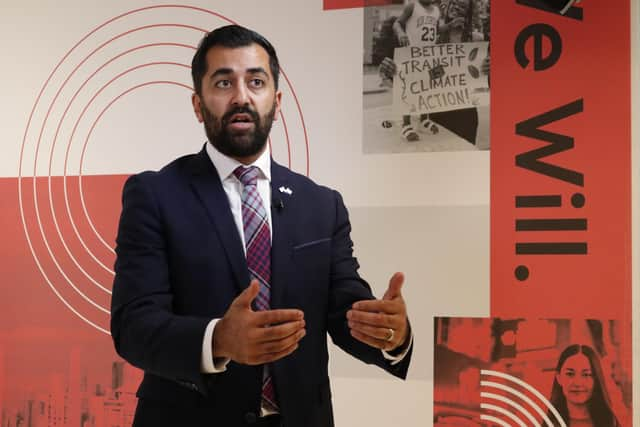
191 25 281 95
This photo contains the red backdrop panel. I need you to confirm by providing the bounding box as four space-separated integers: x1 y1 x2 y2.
490 1 631 319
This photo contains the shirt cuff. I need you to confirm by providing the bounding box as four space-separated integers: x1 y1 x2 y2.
381 331 414 365
201 318 231 373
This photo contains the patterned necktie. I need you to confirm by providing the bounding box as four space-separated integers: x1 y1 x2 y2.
233 166 278 412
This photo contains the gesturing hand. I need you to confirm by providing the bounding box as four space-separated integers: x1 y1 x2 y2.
213 280 306 365
347 272 409 352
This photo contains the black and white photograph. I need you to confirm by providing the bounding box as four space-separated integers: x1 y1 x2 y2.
363 0 491 153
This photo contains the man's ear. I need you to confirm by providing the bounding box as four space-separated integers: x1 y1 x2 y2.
192 93 204 123
272 90 283 121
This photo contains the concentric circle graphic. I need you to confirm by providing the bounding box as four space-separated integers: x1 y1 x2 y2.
19 5 309 334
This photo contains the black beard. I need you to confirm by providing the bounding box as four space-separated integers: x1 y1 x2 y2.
202 102 276 159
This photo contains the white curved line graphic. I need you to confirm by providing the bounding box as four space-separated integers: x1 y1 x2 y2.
481 403 527 427
482 380 555 427
481 370 566 427
29 176 109 314
481 392 539 426
480 414 513 427
17 180 109 334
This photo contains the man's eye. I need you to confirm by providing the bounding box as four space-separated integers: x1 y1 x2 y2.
215 80 231 88
250 79 264 87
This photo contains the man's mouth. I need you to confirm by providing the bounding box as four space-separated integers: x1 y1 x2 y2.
227 113 255 131
230 113 253 123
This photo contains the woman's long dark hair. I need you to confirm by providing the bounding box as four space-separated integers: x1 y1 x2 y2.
547 344 620 426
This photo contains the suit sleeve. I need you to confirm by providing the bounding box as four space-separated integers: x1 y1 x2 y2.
326 190 412 379
110 173 211 391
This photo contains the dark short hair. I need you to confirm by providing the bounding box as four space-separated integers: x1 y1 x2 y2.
191 25 281 95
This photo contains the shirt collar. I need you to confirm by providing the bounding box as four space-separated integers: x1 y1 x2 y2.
205 141 272 183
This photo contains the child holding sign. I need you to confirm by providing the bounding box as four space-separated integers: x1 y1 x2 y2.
393 0 464 141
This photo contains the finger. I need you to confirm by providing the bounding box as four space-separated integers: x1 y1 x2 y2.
350 329 393 351
351 299 400 314
233 280 260 309
257 328 306 355
252 320 306 343
383 272 404 300
347 309 398 328
348 320 394 342
253 340 301 365
253 308 304 327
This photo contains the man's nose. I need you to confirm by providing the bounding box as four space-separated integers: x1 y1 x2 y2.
231 82 250 106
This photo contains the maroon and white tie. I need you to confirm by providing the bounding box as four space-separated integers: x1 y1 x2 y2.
233 166 278 411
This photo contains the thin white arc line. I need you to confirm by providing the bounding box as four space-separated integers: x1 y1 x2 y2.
481 380 555 427
481 403 527 427
17 178 110 334
480 414 513 427
481 392 540 426
77 174 115 254
29 174 109 313
481 370 567 427
46 174 111 292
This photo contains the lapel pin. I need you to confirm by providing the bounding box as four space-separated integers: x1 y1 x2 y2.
278 186 293 195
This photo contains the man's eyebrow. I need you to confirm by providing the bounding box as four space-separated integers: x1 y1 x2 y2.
209 67 270 80
247 67 269 77
210 67 233 79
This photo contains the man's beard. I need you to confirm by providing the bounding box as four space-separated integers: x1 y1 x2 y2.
201 101 276 159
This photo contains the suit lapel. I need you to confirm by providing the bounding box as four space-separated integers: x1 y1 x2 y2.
188 148 249 292
269 160 294 309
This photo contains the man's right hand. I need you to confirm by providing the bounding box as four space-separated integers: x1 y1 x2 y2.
213 280 306 365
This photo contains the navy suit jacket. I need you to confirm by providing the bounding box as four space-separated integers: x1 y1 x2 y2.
110 147 412 427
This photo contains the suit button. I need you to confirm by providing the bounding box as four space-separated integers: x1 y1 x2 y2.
244 412 257 424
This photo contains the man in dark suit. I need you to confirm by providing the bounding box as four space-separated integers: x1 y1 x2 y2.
111 25 412 427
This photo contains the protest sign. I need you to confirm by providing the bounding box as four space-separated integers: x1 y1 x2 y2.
393 41 489 115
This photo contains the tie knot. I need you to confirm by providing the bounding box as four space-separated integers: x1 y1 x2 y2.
233 166 259 186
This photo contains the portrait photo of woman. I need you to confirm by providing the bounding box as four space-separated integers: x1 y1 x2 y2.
548 344 621 427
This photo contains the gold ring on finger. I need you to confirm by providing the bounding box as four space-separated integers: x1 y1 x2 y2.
385 328 395 342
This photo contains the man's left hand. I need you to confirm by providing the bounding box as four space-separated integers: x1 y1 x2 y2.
347 272 409 352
